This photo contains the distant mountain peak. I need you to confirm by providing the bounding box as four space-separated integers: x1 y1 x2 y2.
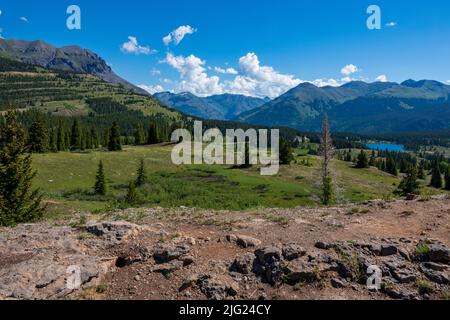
154 92 268 120
0 38 146 95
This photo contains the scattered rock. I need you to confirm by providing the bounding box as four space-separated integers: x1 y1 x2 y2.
235 235 262 248
282 243 306 261
331 278 346 289
152 261 184 276
380 245 398 257
254 246 283 285
153 244 190 263
85 221 140 245
283 259 320 285
315 241 331 250
197 275 239 300
179 275 198 292
428 243 450 264
181 256 195 267
230 254 255 275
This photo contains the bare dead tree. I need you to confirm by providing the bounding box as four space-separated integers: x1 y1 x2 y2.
318 113 335 205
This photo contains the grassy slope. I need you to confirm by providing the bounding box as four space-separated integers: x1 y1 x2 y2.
0 67 180 119
32 145 443 217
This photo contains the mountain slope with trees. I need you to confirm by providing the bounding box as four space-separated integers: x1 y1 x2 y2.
154 92 269 120
237 80 450 133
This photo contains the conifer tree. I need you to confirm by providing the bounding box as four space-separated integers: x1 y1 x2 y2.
0 111 44 227
56 121 65 151
279 139 294 165
396 166 421 196
125 181 139 206
28 114 49 153
445 166 450 191
70 119 81 150
94 160 107 196
430 162 443 188
135 159 148 187
417 162 426 180
319 114 334 205
134 125 145 145
49 128 57 152
147 123 158 145
108 122 122 151
355 150 369 168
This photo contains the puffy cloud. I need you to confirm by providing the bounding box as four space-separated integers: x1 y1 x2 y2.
20 16 28 23
121 36 157 55
226 53 301 98
310 78 341 87
165 52 223 97
214 66 238 75
386 22 397 27
446 80 450 84
376 74 388 82
163 25 197 46
341 64 359 76
138 84 165 95
163 53 371 98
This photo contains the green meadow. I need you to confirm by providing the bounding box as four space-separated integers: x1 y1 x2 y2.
31 144 439 217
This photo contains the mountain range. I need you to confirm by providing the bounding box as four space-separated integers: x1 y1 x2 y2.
2 38 450 134
154 92 269 120
0 38 147 95
237 80 450 133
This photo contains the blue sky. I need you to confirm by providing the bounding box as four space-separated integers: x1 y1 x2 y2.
1 0 450 97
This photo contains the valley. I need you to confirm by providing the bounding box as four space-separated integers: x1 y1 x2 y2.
0 37 449 302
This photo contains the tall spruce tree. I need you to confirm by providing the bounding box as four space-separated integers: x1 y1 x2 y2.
70 119 81 150
135 159 148 187
397 166 421 196
0 111 44 227
125 181 139 206
134 125 145 145
279 139 294 165
318 114 334 205
418 161 426 180
94 160 107 196
56 121 65 151
147 123 158 145
355 150 369 169
444 166 450 191
108 122 122 151
49 128 57 152
430 162 443 189
28 114 49 153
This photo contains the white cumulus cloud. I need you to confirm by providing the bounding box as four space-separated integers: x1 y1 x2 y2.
164 52 223 97
376 75 388 82
121 36 157 55
310 78 341 87
163 25 197 46
341 64 359 76
214 66 238 75
226 52 301 98
138 84 165 95
386 22 397 27
20 16 28 23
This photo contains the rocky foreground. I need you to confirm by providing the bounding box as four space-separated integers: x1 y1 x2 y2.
0 197 449 300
